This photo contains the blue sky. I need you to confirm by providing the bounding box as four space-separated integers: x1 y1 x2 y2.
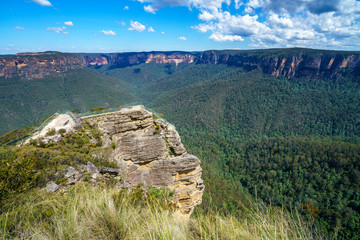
1 0 359 53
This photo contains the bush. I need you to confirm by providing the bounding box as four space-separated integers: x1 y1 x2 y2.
45 128 56 137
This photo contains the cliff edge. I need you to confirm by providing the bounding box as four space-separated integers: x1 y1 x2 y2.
27 105 204 216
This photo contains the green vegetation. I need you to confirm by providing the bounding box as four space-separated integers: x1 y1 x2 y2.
0 123 115 202
1 48 360 239
0 182 318 239
0 68 138 135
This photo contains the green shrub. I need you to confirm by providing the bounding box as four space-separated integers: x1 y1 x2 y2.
58 128 66 135
45 128 56 137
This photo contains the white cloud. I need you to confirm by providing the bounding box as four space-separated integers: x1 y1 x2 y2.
64 21 74 26
46 26 66 34
124 6 129 10
209 32 244 42
198 10 216 21
14 26 25 30
32 0 52 6
178 36 187 40
100 30 117 36
161 31 165 34
137 0 360 49
128 20 146 32
144 5 156 14
148 27 155 32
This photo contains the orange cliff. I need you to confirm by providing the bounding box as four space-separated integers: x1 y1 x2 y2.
0 52 86 79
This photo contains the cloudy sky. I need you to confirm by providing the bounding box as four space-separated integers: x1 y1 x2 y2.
1 0 359 53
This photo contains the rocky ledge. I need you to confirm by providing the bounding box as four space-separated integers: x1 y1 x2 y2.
29 105 204 216
83 105 204 215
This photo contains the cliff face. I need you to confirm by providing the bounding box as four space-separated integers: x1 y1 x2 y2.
197 50 360 78
83 52 196 67
83 106 204 215
29 106 204 216
2 49 359 80
0 52 86 79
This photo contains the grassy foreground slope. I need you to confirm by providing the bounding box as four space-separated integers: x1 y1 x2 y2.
0 68 138 135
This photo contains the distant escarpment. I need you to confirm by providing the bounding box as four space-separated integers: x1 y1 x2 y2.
0 52 85 79
82 52 197 67
197 49 360 78
2 49 359 80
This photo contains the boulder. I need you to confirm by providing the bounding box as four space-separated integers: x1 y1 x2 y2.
46 181 59 192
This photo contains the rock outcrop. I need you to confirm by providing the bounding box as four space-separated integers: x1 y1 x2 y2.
83 105 204 215
82 52 196 67
197 49 360 78
27 105 204 216
0 52 86 79
3 48 358 80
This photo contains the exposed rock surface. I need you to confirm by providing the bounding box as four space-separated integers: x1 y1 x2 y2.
83 105 204 215
197 49 360 78
46 181 59 192
2 49 359 80
0 52 85 79
82 52 196 67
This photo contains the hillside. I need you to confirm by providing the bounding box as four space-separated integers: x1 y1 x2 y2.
0 106 318 239
0 66 138 135
1 48 360 238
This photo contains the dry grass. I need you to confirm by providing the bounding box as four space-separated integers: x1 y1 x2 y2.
0 183 320 240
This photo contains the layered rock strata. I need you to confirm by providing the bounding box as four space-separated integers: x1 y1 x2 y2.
83 52 196 67
0 52 85 79
81 105 204 215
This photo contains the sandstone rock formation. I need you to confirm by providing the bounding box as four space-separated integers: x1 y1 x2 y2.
82 52 196 67
197 49 360 78
83 105 204 215
0 52 85 79
28 105 204 216
2 49 360 80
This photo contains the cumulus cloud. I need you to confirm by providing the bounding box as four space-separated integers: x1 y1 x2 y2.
209 32 244 42
14 26 25 30
178 36 187 40
46 26 67 34
124 6 129 10
128 20 146 32
198 10 216 21
148 27 155 32
161 31 165 34
64 21 74 26
100 30 117 36
137 0 360 49
32 0 52 6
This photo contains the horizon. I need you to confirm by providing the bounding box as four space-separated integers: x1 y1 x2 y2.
1 0 360 54
3 47 360 56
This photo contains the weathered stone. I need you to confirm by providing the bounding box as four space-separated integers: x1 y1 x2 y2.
117 128 167 164
46 181 59 192
87 161 99 173
35 105 205 216
165 124 187 156
63 167 76 178
100 167 120 175
67 178 78 185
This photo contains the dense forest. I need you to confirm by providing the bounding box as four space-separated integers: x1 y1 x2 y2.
1 49 360 238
